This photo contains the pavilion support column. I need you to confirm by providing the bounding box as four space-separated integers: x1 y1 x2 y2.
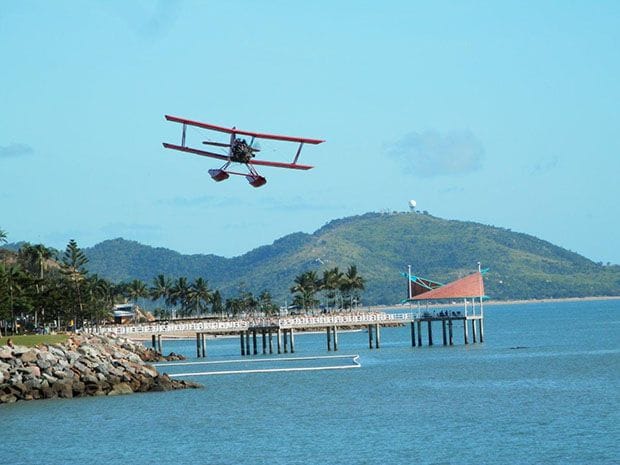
201 334 206 358
411 322 416 347
448 319 454 345
268 329 274 354
196 333 201 358
464 319 469 345
368 324 374 349
152 335 157 352
283 329 288 353
290 329 295 353
442 320 447 346
479 318 484 343
240 332 246 356
246 330 251 355
158 335 163 355
427 321 433 346
277 328 282 354
471 319 477 343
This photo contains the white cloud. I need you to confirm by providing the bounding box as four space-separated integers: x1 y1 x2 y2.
388 130 484 177
0 143 34 158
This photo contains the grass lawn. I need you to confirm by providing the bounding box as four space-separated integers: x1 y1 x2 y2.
0 334 69 347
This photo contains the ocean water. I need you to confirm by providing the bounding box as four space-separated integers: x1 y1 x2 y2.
1 300 618 465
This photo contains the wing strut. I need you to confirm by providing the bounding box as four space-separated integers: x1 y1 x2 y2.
293 142 304 165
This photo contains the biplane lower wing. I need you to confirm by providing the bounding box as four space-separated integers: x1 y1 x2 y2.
162 143 314 170
165 115 325 145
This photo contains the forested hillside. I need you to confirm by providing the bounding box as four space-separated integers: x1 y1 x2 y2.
82 212 620 305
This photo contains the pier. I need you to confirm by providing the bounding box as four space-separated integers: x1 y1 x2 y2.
93 309 484 357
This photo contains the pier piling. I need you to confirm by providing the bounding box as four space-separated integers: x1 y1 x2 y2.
427 321 433 346
411 322 416 347
442 320 447 346
333 326 338 351
290 329 295 353
417 321 422 346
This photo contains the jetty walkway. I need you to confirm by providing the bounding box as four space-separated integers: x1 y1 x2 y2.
92 310 484 357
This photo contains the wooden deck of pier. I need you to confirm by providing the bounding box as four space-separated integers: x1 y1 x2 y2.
93 311 484 357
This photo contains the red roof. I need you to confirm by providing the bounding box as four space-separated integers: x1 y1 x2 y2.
409 272 484 300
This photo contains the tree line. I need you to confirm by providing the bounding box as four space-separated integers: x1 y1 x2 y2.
0 228 365 335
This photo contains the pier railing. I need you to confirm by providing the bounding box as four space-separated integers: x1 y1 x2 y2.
91 312 415 336
90 311 483 337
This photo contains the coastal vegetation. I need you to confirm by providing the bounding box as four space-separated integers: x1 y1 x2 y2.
0 227 367 334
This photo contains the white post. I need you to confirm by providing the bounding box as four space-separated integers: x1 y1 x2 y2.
478 261 484 317
408 265 413 299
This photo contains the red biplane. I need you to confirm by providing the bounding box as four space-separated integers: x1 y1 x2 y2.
163 115 325 188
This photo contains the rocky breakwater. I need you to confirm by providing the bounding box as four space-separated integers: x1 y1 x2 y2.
0 334 200 404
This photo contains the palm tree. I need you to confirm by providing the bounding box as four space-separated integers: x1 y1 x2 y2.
150 274 172 304
0 228 7 245
85 275 114 327
169 276 190 317
211 290 224 317
258 290 278 316
290 270 320 313
126 279 148 305
342 265 365 309
187 277 212 316
321 267 344 312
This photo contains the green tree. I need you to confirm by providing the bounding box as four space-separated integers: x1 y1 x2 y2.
61 239 89 330
258 290 278 316
0 228 7 245
341 264 365 309
211 290 224 317
126 279 148 305
0 264 32 335
321 267 344 311
290 270 320 313
187 277 213 316
84 275 114 327
150 274 173 305
17 243 55 326
170 276 190 317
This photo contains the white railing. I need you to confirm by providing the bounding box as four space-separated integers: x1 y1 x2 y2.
91 312 479 336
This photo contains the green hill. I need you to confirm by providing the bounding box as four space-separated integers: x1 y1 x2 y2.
83 212 620 305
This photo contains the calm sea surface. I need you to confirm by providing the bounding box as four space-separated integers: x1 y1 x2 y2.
1 300 619 465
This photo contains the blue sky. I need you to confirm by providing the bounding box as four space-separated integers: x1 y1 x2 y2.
1 1 619 264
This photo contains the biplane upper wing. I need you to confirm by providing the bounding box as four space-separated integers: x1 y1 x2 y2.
165 115 325 145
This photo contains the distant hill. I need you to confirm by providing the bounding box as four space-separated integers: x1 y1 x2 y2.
81 212 620 305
